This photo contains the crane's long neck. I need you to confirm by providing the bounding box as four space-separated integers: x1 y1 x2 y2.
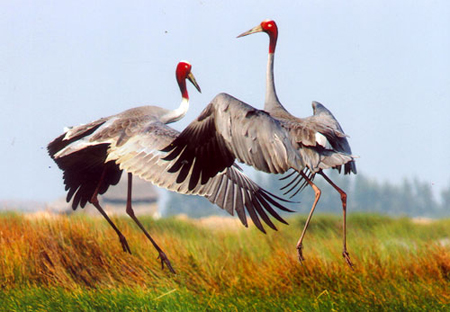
265 52 289 115
163 97 189 124
162 75 189 124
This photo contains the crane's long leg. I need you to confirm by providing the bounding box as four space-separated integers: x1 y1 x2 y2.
319 171 353 268
125 173 176 274
90 167 131 254
296 170 321 263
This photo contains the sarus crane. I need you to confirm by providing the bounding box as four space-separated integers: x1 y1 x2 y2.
237 19 357 266
162 92 355 266
48 61 293 273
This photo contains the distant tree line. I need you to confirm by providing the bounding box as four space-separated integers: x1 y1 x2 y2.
163 170 450 219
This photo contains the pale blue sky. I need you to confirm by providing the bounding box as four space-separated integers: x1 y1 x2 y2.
1 0 449 202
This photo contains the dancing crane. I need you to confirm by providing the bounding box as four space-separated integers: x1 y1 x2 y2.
237 19 357 266
48 61 292 273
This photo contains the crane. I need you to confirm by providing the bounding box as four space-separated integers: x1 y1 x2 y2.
48 61 293 273
161 93 355 266
237 19 357 267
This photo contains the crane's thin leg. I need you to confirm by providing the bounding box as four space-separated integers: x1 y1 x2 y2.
319 171 353 268
125 173 176 273
90 167 131 254
296 170 321 263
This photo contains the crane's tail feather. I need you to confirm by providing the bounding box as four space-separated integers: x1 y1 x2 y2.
279 170 298 181
279 169 315 198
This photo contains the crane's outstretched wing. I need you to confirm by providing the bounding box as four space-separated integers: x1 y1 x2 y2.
161 93 305 191
108 119 294 233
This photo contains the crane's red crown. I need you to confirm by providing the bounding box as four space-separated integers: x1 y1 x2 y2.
261 20 278 54
237 19 278 54
176 61 192 80
261 20 277 36
176 61 201 99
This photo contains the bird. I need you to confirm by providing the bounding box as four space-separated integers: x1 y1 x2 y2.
161 93 355 266
48 61 293 273
237 19 357 266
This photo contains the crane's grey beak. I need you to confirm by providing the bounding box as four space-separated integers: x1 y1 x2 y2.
188 72 201 93
237 24 263 38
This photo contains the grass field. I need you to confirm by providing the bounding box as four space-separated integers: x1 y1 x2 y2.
1 211 449 311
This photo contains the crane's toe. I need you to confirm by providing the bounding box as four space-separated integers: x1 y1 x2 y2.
158 252 176 274
119 235 132 254
297 244 306 263
342 250 354 269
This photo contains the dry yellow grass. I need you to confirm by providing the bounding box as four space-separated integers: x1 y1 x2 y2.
1 212 450 310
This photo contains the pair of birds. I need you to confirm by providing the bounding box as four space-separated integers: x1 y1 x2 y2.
48 20 356 273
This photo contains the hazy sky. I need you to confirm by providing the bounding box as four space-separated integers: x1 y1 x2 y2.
1 0 449 203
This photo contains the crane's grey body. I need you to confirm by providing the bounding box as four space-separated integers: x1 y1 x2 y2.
266 100 357 176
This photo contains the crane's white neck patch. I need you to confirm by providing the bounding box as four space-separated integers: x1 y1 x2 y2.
162 97 189 124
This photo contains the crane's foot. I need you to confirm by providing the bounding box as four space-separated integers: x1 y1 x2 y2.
158 251 176 274
119 234 132 254
342 250 354 269
297 244 306 264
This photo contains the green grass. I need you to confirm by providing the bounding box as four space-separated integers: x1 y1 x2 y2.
1 212 449 311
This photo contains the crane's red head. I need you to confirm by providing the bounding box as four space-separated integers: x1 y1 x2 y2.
237 19 278 54
176 61 201 99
